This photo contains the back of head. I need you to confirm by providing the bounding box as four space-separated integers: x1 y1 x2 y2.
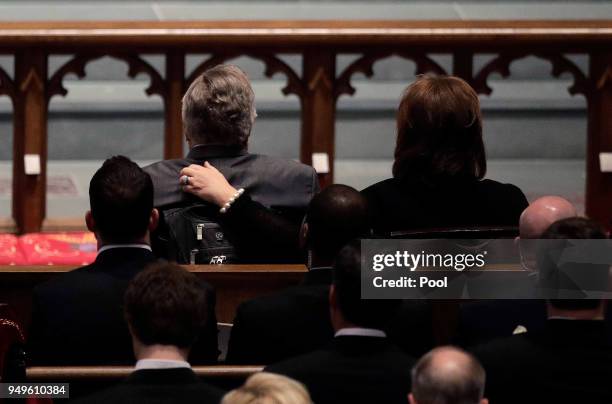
393 74 485 181
538 217 608 310
305 184 369 260
124 263 208 349
89 155 153 244
333 241 401 329
222 373 312 404
411 346 486 404
182 64 255 148
519 196 577 239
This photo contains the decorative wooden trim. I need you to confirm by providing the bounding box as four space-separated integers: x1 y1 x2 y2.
334 51 447 100
47 52 165 102
472 52 591 97
0 65 15 101
187 53 304 98
46 53 103 100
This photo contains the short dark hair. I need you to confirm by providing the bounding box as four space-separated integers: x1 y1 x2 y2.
393 74 486 181
89 156 153 243
124 263 209 348
538 217 608 310
333 241 401 329
411 347 486 404
305 184 370 260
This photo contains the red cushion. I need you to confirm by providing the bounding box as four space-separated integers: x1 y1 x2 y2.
19 232 97 265
0 234 26 265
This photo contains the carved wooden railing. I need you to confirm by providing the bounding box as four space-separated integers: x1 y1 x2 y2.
0 21 611 233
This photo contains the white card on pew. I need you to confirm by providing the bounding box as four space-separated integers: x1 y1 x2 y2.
312 153 330 174
600 153 612 172
24 154 41 175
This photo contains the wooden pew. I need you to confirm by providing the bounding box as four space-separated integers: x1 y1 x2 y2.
27 365 262 380
0 265 307 331
26 365 264 399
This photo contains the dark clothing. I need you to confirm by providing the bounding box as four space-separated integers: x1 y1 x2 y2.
226 267 334 365
362 177 528 235
144 144 318 262
457 299 547 347
386 300 435 357
473 319 612 404
29 248 218 365
266 336 415 404
72 368 224 404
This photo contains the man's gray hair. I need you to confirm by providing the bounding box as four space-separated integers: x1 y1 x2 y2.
182 64 256 147
411 346 486 404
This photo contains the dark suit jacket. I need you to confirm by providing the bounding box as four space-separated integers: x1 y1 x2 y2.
456 299 547 347
226 267 334 365
362 177 528 235
71 368 224 404
29 248 218 365
265 335 415 404
472 319 612 404
143 144 319 262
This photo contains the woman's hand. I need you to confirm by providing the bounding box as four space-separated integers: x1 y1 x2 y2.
179 162 237 207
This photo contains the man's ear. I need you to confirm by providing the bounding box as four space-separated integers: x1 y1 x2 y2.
329 284 337 308
85 210 96 233
480 399 489 404
149 208 159 233
408 393 417 404
299 222 309 250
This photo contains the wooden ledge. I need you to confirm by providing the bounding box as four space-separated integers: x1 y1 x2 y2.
27 365 263 380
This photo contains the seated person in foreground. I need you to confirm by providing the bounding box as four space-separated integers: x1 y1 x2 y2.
226 185 369 364
222 373 312 404
144 64 318 263
472 217 612 404
361 75 528 236
410 346 488 404
456 196 576 347
265 241 415 404
74 263 224 404
29 156 218 365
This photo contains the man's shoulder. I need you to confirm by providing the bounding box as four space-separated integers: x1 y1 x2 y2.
236 285 328 322
143 159 188 177
246 154 316 178
471 333 536 366
33 263 98 297
72 371 224 404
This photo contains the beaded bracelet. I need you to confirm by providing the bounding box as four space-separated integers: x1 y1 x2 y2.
219 188 245 214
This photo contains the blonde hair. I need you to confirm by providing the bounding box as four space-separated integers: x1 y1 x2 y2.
182 64 256 147
221 373 312 404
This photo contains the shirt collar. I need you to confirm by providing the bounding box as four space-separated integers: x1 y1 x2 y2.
187 144 248 160
134 359 191 371
98 244 152 255
334 327 387 338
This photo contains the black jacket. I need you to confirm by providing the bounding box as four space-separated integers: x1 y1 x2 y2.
362 177 528 235
143 144 319 262
472 319 612 404
226 267 334 365
265 335 415 404
71 368 224 404
29 248 218 365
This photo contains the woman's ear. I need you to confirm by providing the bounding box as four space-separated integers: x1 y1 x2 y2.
149 208 160 233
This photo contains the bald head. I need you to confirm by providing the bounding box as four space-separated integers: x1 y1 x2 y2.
519 196 577 239
410 346 487 404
